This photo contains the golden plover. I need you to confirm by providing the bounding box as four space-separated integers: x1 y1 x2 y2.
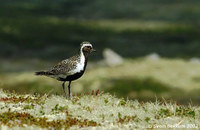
35 41 96 98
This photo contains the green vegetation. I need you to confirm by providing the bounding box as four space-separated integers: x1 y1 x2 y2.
0 0 200 59
106 78 170 95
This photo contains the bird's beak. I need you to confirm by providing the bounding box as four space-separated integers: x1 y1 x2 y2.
91 49 96 52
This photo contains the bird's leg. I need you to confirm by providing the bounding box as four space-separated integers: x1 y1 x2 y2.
68 81 72 98
62 81 67 98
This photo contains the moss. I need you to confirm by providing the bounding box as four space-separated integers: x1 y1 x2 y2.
119 97 126 106
24 105 34 110
145 117 150 122
104 99 109 104
176 106 196 118
118 115 138 123
158 108 173 118
0 95 45 105
0 90 200 129
0 111 99 128
51 104 68 113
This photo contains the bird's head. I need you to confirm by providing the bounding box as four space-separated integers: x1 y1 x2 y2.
80 41 96 54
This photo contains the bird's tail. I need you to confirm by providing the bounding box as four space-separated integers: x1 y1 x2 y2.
35 71 54 76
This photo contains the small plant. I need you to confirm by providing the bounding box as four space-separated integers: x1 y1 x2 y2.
118 112 122 119
51 104 68 113
176 106 196 118
91 89 100 96
24 105 34 110
158 108 172 117
145 117 150 122
119 97 126 106
40 110 45 115
104 99 109 104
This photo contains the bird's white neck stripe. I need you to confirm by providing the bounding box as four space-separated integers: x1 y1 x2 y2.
80 50 85 64
68 53 85 74
69 50 85 74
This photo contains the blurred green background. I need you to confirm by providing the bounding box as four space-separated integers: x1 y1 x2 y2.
0 0 200 105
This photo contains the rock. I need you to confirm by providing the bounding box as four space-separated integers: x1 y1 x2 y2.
146 53 160 60
189 57 200 64
103 48 123 67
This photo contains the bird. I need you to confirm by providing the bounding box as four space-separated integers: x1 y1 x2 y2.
35 41 96 98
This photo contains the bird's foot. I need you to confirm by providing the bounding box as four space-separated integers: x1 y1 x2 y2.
64 95 73 100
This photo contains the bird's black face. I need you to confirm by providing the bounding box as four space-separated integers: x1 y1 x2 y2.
82 45 96 53
80 41 96 55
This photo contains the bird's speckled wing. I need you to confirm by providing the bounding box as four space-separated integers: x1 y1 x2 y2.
49 55 80 75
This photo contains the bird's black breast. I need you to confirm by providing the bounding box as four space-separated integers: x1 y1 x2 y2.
58 70 85 81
